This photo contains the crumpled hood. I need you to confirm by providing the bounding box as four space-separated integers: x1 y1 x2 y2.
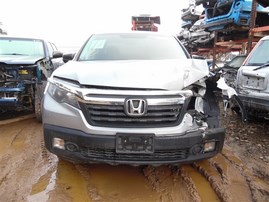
52 59 209 90
0 55 45 65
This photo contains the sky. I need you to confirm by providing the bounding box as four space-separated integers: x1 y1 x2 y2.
0 0 190 51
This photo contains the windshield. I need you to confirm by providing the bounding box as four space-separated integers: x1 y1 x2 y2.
78 33 188 61
226 55 247 68
245 39 269 66
0 38 45 57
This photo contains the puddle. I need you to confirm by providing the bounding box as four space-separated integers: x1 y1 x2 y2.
28 170 56 202
181 165 220 202
80 164 160 202
52 160 91 202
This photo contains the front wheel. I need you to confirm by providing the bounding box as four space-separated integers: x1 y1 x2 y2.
34 81 47 122
35 92 42 122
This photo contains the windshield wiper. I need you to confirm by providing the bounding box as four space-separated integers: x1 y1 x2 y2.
253 62 269 71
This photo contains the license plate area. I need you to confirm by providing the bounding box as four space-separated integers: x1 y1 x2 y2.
116 133 154 154
242 76 266 90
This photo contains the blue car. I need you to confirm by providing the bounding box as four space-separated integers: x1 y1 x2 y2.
201 0 269 31
0 36 63 121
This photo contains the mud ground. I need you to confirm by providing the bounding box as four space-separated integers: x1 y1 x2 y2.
0 107 268 202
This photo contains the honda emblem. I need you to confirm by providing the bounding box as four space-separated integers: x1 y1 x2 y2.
125 99 147 117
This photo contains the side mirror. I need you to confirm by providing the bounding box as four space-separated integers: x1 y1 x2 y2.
63 53 75 63
52 51 63 58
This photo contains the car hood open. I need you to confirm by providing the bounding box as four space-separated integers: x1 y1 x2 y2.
52 59 209 90
0 55 45 65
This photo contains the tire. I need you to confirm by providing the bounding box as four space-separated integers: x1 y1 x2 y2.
34 81 47 122
230 95 247 122
35 92 42 122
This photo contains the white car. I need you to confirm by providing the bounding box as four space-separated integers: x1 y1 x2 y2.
236 35 269 120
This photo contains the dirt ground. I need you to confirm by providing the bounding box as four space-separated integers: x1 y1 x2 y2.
0 106 268 202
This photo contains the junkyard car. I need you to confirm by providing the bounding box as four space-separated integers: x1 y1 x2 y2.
0 36 63 121
42 32 225 166
181 0 204 22
236 36 269 120
221 54 247 88
178 19 215 51
200 0 269 31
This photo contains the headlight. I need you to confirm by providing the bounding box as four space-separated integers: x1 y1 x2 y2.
47 82 80 109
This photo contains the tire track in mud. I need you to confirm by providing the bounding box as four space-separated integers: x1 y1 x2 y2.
0 118 58 202
193 156 252 202
142 165 201 202
140 150 268 202
1 117 269 202
221 147 269 202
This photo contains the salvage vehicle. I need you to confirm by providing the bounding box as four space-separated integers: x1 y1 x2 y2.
181 0 204 22
221 54 247 88
201 0 269 31
178 18 215 51
42 31 226 166
236 36 269 120
0 36 63 121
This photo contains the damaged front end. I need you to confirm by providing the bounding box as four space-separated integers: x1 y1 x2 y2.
183 76 222 131
0 59 51 112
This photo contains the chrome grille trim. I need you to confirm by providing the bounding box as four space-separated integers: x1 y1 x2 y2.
80 94 188 128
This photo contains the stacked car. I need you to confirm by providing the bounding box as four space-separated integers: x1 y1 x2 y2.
179 0 269 52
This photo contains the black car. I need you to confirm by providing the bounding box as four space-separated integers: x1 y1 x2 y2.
0 36 63 121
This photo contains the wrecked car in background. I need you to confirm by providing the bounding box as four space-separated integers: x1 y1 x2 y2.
42 31 226 166
181 0 204 22
179 0 214 51
201 0 269 31
0 36 63 121
221 54 247 88
178 18 215 51
236 35 269 120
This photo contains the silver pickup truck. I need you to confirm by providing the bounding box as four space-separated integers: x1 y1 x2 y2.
42 32 225 166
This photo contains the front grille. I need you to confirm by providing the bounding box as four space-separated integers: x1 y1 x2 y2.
80 96 185 128
80 148 188 161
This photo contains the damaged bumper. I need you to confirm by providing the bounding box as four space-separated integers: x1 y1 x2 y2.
0 86 26 110
44 124 225 166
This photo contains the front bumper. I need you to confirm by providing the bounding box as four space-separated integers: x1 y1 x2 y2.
44 124 225 166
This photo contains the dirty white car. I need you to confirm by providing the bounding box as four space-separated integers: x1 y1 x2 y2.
236 35 269 120
42 32 225 166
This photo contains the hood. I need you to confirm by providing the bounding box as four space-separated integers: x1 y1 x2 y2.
0 55 45 65
52 59 209 90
